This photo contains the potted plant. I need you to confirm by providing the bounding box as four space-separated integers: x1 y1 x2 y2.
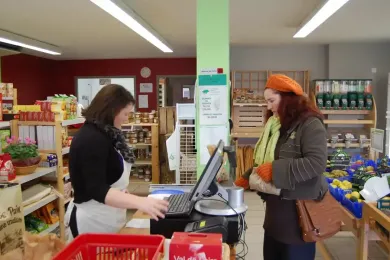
4 136 41 175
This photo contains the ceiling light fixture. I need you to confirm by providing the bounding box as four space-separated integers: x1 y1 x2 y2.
294 0 350 38
90 0 173 53
0 30 61 55
0 37 61 55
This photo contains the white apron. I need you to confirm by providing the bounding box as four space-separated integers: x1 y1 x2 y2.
65 152 131 243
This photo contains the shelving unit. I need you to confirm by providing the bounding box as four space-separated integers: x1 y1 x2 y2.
11 117 85 241
310 89 377 159
122 122 160 184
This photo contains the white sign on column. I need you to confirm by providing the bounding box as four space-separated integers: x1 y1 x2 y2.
198 85 227 125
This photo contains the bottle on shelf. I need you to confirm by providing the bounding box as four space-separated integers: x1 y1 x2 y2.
364 80 373 111
315 81 324 109
332 80 341 110
323 80 332 110
340 80 349 110
348 80 358 109
357 80 365 110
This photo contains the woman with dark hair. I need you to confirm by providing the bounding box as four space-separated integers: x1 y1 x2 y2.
65 84 168 242
235 75 328 260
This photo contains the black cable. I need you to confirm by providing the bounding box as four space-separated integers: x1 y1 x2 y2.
198 195 249 259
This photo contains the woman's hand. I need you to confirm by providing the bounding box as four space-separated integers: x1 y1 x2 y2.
137 197 169 221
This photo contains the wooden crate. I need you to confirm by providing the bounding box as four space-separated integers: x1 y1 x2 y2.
231 70 268 104
158 106 176 135
268 70 310 94
231 104 267 135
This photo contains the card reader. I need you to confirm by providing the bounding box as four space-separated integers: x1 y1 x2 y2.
184 216 229 242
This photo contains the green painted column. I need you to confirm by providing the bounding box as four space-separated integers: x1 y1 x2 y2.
196 0 230 177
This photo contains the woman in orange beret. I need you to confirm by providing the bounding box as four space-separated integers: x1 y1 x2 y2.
235 74 328 260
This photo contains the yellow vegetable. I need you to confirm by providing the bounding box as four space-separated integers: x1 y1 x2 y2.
345 194 352 199
351 191 360 199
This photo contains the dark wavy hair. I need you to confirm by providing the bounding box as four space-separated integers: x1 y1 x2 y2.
266 90 323 133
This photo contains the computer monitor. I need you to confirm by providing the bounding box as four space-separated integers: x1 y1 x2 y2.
189 140 224 203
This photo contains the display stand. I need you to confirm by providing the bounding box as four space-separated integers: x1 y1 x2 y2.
358 202 390 260
309 86 380 259
11 117 85 241
122 122 160 184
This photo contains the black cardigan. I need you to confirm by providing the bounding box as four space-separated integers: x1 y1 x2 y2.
69 122 124 204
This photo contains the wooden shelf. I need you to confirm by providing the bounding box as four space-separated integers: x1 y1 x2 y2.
23 193 58 216
324 120 374 125
327 143 370 148
122 123 158 127
130 176 151 184
39 222 59 236
232 102 266 107
320 110 371 115
11 167 57 185
231 132 260 138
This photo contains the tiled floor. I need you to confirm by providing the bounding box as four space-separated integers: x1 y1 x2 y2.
239 191 388 260
128 184 389 259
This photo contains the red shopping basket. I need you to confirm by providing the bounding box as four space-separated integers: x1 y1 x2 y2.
53 233 165 260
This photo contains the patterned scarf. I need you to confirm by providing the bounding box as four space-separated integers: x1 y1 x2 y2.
87 120 135 164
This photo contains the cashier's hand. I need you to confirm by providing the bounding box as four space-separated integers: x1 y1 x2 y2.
138 197 169 221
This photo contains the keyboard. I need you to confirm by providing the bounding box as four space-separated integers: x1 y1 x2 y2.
165 193 192 217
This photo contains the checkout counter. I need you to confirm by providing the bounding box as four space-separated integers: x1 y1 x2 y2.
121 140 247 260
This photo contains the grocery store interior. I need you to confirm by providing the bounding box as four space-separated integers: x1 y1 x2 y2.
1 0 390 259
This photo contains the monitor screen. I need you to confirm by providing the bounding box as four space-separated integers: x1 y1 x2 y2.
189 140 224 202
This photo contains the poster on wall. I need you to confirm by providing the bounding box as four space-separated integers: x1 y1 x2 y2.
198 85 228 125
138 95 149 108
140 83 153 93
99 78 111 85
371 128 384 153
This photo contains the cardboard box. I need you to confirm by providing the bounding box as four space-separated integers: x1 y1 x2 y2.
170 232 222 260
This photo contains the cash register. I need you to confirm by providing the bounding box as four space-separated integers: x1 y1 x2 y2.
151 140 248 244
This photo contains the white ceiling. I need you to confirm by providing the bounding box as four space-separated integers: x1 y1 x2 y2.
0 0 389 60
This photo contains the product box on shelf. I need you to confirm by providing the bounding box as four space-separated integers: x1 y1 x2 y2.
170 232 223 260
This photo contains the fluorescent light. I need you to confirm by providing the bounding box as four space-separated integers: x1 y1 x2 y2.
0 37 61 55
294 0 350 38
90 0 173 53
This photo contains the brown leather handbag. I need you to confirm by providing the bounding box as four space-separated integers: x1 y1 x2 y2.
296 191 343 242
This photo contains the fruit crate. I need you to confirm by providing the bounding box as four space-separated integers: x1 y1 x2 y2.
341 195 363 218
325 168 354 184
231 104 267 136
329 185 352 202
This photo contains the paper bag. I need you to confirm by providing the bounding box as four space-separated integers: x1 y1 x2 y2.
1 232 66 260
249 170 281 195
0 183 25 256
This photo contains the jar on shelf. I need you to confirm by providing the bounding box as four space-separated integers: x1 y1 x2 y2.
147 131 152 138
315 81 324 94
142 118 149 123
357 80 365 93
129 131 137 138
145 167 151 175
145 137 151 144
364 80 372 93
149 113 154 119
138 130 144 138
323 81 331 93
135 118 141 124
138 148 146 159
153 117 158 124
331 81 340 94
129 137 138 144
135 112 141 119
340 80 349 94
348 80 357 92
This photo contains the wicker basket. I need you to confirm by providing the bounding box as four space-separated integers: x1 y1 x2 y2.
15 163 40 175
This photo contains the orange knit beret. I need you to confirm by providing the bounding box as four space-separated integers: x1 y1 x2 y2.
265 74 304 96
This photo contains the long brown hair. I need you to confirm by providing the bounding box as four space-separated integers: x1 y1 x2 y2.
266 90 323 133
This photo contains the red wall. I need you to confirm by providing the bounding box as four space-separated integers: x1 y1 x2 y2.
1 54 56 104
1 54 196 111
